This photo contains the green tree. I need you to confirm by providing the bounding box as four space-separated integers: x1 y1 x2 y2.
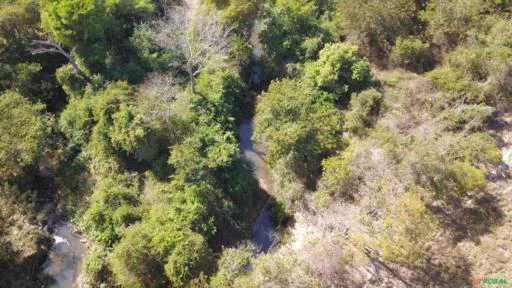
82 174 140 246
421 0 486 50
339 0 419 61
41 0 108 47
254 78 344 180
304 43 372 103
0 0 40 64
259 0 336 73
0 91 52 179
169 121 239 181
390 37 433 72
194 71 246 129
211 244 255 288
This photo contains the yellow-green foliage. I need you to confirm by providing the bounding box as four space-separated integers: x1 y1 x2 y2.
315 150 355 206
339 0 419 60
448 161 487 195
0 91 52 179
376 190 437 263
304 43 372 102
390 36 433 72
211 244 255 288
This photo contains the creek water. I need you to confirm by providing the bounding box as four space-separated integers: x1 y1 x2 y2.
240 18 278 253
41 220 87 288
238 121 276 252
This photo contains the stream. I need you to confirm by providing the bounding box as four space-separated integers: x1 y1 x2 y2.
240 18 278 253
40 215 87 288
239 121 277 252
38 14 272 288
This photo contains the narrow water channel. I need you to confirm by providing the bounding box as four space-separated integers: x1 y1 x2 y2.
41 218 87 288
238 121 276 252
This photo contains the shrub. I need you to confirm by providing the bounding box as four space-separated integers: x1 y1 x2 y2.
427 67 482 103
420 0 486 50
0 91 52 179
345 89 383 135
304 43 372 103
376 190 437 263
339 0 419 62
254 78 345 180
83 246 114 287
164 233 213 288
390 37 433 72
448 161 487 195
439 104 495 131
211 244 255 288
315 152 355 207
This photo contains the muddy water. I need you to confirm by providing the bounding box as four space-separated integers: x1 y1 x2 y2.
41 221 87 288
238 121 277 252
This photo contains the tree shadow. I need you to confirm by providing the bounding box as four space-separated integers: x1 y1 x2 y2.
429 191 505 244
411 245 473 287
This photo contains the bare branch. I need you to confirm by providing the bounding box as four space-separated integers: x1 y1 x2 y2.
30 37 91 83
155 4 232 92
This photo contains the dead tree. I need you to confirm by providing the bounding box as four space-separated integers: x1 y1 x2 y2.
30 36 91 83
156 5 231 93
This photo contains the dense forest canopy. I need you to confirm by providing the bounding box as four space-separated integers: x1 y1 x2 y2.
0 0 511 287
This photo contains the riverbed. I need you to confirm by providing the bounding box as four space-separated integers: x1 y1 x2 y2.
41 220 87 288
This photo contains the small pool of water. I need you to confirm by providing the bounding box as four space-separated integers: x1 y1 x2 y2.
41 221 87 288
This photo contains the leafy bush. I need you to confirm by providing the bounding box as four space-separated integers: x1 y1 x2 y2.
195 71 246 129
304 43 372 103
439 104 495 131
82 174 140 246
0 91 52 179
254 78 344 179
339 0 419 61
83 246 114 287
390 37 434 72
376 190 437 263
271 156 308 211
315 151 356 207
427 67 482 103
211 244 255 288
345 89 383 135
259 0 334 73
420 0 486 50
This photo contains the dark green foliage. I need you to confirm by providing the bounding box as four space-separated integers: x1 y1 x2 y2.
390 37 434 72
255 78 345 180
0 0 40 64
83 246 114 287
41 0 156 82
130 24 173 72
195 71 246 129
169 122 239 181
420 0 486 50
339 0 420 62
259 0 337 74
345 89 383 135
211 244 255 287
82 174 141 246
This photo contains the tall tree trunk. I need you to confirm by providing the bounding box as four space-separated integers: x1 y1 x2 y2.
189 72 196 93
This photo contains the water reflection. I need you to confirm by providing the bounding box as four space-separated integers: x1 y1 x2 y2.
41 221 87 288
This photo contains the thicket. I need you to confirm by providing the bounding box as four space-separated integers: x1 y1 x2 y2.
0 0 511 287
